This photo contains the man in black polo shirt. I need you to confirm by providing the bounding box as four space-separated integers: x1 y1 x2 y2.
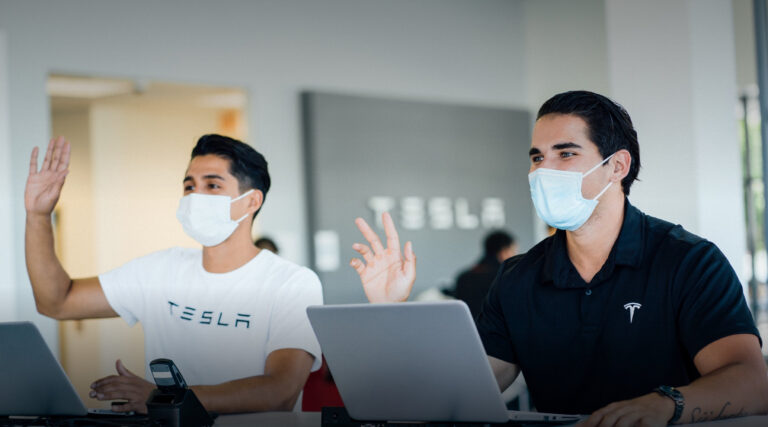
349 91 768 425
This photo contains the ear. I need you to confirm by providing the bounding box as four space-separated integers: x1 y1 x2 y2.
610 149 631 184
246 190 264 216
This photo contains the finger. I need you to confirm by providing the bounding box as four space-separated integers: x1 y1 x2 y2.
90 386 131 401
91 380 144 397
41 138 55 171
111 402 134 413
29 147 39 175
113 399 146 414
50 137 64 171
403 241 416 280
91 375 121 389
95 391 138 402
596 405 633 427
91 380 131 394
56 140 71 172
350 258 366 275
116 359 137 377
614 412 642 427
354 217 385 255
352 243 375 264
578 412 600 427
381 212 401 254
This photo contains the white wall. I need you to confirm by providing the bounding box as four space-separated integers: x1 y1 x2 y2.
523 0 610 110
0 0 527 348
733 0 757 91
606 0 747 281
0 30 16 322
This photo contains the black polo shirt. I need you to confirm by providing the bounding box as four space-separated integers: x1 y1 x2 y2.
477 199 760 415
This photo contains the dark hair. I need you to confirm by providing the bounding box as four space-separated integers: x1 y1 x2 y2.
537 90 640 195
254 237 279 253
191 134 271 219
484 230 515 257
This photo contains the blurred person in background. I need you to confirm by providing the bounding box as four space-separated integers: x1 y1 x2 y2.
453 230 517 320
254 236 279 253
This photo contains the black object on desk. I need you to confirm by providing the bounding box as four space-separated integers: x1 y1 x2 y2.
146 358 214 427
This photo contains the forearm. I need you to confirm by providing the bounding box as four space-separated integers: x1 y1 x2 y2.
676 361 768 424
191 375 302 413
25 212 73 315
489 356 519 391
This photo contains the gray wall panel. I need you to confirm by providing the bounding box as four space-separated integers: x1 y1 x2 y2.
303 92 533 303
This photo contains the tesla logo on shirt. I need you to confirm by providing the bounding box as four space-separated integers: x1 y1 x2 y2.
168 300 251 329
623 302 642 323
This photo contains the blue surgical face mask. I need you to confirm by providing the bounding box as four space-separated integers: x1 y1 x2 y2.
528 153 615 231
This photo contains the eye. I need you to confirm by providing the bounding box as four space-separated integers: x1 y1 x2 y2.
531 155 544 163
207 183 220 190
184 185 194 192
560 151 575 159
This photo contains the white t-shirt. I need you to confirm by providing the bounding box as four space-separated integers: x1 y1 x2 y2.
99 247 323 387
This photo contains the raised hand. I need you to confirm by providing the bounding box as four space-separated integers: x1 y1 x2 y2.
350 212 416 303
25 137 71 216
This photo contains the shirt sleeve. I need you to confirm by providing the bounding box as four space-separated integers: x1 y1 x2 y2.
265 267 324 372
99 249 169 326
476 256 521 365
675 240 761 360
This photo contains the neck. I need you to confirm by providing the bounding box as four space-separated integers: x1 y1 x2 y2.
201 222 261 273
564 193 625 283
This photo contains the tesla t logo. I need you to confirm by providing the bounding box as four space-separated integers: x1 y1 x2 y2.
623 302 642 324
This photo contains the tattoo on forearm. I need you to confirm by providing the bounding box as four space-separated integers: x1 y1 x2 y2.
689 402 747 423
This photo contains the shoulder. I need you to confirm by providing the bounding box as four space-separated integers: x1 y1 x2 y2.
499 253 527 277
112 247 199 271
254 252 324 307
456 265 480 283
138 246 200 260
254 250 321 289
646 213 718 261
639 212 734 291
164 246 202 261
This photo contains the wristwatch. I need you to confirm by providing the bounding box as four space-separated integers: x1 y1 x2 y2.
654 385 684 424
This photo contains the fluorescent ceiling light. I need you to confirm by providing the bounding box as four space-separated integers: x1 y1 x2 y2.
47 76 134 99
196 92 247 109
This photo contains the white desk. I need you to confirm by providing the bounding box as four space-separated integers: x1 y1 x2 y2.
215 412 768 427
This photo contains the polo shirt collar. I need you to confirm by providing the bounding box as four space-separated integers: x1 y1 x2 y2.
542 198 644 289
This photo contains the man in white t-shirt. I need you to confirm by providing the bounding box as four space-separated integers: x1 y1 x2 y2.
24 134 322 414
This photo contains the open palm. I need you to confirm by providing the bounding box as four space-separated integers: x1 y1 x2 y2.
350 212 416 303
25 137 71 215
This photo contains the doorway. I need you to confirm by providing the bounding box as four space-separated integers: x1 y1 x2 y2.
48 74 248 406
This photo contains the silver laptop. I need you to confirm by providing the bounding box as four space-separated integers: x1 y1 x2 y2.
307 301 583 423
0 321 88 416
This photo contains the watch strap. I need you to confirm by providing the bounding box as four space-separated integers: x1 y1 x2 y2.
654 385 684 424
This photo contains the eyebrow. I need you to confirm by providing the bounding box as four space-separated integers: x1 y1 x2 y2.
528 142 583 156
553 142 582 150
182 174 226 183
